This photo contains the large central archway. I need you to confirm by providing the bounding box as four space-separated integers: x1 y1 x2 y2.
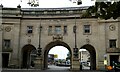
44 41 72 69
80 44 96 70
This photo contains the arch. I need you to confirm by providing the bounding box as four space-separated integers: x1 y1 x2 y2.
80 44 96 70
21 44 36 68
43 41 72 69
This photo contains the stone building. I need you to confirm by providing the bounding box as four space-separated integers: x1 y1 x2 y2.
0 5 120 70
79 49 90 62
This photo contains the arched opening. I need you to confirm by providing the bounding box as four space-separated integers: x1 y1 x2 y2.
44 41 72 70
80 44 96 70
21 44 36 68
48 46 70 70
2 53 9 68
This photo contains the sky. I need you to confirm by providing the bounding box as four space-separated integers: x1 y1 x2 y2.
49 46 69 59
49 46 87 59
0 0 95 8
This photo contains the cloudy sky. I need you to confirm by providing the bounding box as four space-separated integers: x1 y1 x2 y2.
49 46 69 59
0 0 95 8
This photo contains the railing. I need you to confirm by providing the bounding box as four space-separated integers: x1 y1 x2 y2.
1 7 86 16
106 48 120 53
2 48 13 52
22 10 81 16
2 8 21 15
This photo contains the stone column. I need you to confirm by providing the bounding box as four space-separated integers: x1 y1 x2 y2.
72 48 80 70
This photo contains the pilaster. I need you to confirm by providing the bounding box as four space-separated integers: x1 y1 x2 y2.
72 58 80 70
34 56 43 69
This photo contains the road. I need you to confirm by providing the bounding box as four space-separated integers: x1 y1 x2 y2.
1 65 111 72
82 64 90 70
48 65 70 70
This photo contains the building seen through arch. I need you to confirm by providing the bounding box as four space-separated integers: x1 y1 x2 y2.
1 5 120 70
48 46 70 70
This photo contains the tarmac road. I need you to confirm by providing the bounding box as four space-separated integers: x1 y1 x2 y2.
1 65 112 72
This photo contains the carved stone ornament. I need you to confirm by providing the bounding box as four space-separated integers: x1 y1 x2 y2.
5 26 11 32
86 39 90 44
28 39 31 44
53 34 63 41
109 25 116 31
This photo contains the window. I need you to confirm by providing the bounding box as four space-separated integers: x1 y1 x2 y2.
55 26 61 34
4 39 10 49
84 25 91 34
109 39 116 48
27 26 33 34
64 26 67 35
48 26 52 35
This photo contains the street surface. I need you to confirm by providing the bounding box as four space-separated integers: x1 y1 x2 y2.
82 64 90 70
48 65 70 70
1 65 113 72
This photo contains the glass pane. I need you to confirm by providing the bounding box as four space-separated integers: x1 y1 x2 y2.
84 25 90 33
109 40 116 48
55 26 61 34
4 40 10 49
27 26 33 33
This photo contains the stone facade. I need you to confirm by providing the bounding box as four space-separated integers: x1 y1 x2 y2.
1 6 120 70
0 6 2 70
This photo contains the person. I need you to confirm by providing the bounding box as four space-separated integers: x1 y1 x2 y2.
104 59 107 69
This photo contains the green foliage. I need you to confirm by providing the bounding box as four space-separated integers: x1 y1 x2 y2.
66 52 71 60
83 1 120 20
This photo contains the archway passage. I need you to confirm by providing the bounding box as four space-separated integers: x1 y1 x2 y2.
22 44 36 68
80 44 96 70
2 53 9 68
44 41 72 70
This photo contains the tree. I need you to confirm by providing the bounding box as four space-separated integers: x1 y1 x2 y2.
82 1 120 20
66 52 71 60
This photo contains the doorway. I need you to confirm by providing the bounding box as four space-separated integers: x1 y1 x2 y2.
110 55 119 66
2 53 9 68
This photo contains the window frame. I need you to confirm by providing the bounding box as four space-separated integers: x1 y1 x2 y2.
83 24 91 34
27 26 33 34
63 26 67 35
48 26 53 35
55 26 61 35
109 39 117 48
3 39 11 49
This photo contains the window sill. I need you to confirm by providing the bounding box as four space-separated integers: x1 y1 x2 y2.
83 33 92 35
26 33 33 37
2 48 13 52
